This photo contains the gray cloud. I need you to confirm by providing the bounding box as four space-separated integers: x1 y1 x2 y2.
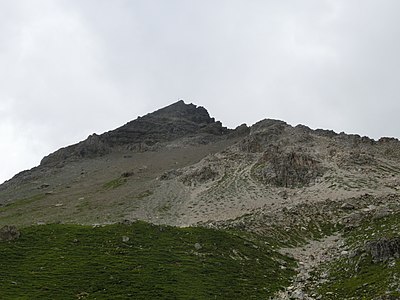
1 0 400 182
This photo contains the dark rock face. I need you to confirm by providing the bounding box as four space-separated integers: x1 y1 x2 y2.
40 101 230 166
159 169 183 181
231 124 250 137
103 100 227 146
338 150 376 171
41 134 111 166
0 225 20 241
254 147 324 188
250 119 288 136
366 237 400 262
181 166 218 186
240 119 288 153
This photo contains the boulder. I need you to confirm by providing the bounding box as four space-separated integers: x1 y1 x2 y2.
366 237 400 262
341 202 355 210
373 207 391 220
0 225 20 241
181 166 218 185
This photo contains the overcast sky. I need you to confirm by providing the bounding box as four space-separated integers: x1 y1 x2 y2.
1 0 400 183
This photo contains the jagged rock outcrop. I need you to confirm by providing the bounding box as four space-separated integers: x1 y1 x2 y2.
181 166 219 186
253 146 323 188
231 124 250 137
41 133 111 166
366 237 400 262
240 119 288 153
339 150 376 169
103 100 229 146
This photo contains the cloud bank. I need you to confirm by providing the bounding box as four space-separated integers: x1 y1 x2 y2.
1 0 400 182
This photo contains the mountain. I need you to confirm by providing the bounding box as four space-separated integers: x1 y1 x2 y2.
1 100 399 299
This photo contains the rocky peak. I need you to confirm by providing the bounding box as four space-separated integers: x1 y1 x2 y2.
40 100 230 166
148 100 213 124
103 100 228 147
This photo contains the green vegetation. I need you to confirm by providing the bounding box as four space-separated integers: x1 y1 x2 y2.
317 255 400 299
0 222 295 299
103 177 127 189
316 212 400 299
0 194 46 213
232 205 342 249
251 221 341 250
0 194 47 225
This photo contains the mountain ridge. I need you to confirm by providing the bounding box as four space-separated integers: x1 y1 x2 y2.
1 100 400 227
6 100 399 186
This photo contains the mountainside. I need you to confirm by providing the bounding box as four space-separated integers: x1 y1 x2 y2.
1 100 399 299
1 100 400 227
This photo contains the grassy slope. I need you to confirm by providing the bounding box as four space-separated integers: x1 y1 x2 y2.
0 222 295 300
316 212 400 299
